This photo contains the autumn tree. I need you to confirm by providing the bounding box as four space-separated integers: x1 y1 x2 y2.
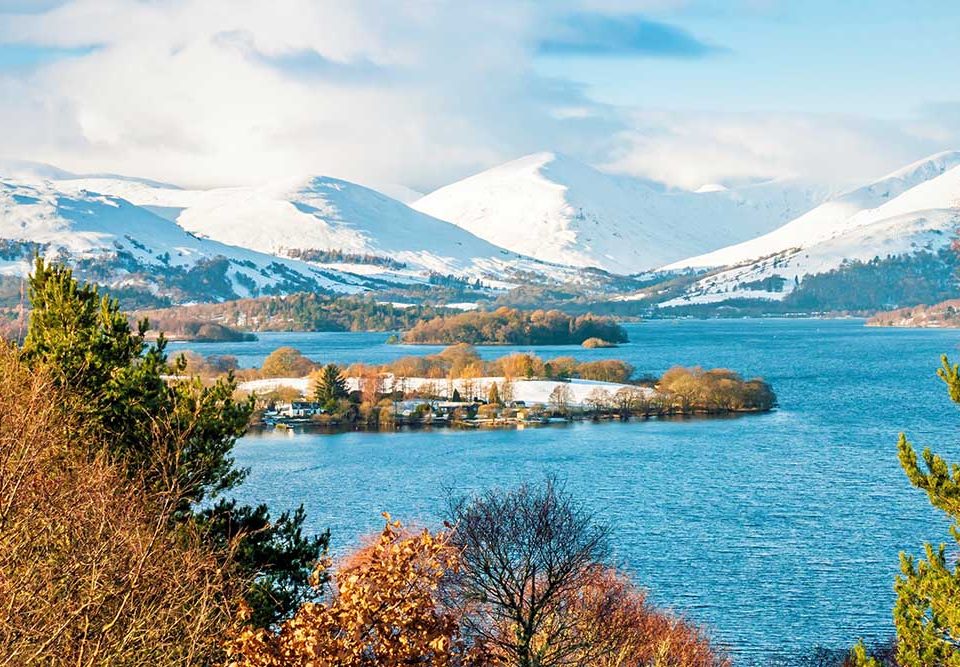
563 568 727 667
227 515 475 667
230 482 729 667
500 376 515 404
488 382 502 406
0 344 243 665
585 387 613 414
548 383 572 413
261 346 316 377
852 356 960 666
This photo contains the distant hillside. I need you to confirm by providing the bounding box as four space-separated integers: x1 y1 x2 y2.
0 178 376 304
54 171 576 286
134 293 458 335
867 299 960 328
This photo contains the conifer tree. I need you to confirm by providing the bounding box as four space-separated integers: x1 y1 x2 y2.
852 355 960 666
313 363 348 409
21 258 327 626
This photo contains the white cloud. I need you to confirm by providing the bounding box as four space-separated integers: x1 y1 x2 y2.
0 0 956 192
604 109 960 189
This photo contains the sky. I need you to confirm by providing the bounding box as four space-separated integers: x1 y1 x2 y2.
0 0 957 193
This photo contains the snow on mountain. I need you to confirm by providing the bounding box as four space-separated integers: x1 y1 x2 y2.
55 173 567 286
656 152 960 307
412 152 832 275
0 176 372 300
667 150 960 271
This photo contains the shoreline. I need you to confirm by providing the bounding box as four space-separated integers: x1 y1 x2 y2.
253 407 770 435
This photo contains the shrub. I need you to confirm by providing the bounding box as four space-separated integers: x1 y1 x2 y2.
260 346 316 377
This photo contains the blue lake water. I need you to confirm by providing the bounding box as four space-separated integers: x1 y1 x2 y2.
174 319 960 664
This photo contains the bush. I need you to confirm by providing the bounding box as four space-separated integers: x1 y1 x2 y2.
260 346 316 377
658 366 776 412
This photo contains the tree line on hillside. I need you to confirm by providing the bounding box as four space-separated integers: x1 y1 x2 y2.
784 248 960 313
134 292 456 334
401 307 628 345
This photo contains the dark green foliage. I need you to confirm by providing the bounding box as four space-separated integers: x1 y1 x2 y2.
313 363 348 409
784 248 960 312
284 247 407 269
196 501 329 629
21 258 328 627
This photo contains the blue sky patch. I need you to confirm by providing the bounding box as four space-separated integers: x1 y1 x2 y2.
538 14 723 58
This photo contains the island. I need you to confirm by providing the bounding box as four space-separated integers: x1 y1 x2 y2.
400 307 628 345
222 344 776 432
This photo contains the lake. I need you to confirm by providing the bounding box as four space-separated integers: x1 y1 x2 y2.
173 319 960 665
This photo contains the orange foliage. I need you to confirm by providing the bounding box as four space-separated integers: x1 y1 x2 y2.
227 516 478 667
564 568 728 667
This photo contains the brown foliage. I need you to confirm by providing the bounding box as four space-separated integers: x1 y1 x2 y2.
565 569 728 667
0 344 241 666
227 516 477 667
658 366 776 412
402 307 627 346
260 346 316 378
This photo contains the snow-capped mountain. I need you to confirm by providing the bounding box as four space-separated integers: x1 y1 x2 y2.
656 151 960 307
0 176 374 302
412 152 833 275
54 172 569 287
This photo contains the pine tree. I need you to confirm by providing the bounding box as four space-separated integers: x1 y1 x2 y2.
313 363 348 409
21 258 327 626
852 355 960 666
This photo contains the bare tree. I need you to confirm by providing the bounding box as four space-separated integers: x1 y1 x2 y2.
445 477 612 667
548 384 572 414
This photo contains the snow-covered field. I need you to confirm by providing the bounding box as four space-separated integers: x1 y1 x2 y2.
238 375 652 407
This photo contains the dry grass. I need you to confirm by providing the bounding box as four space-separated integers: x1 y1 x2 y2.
0 343 241 666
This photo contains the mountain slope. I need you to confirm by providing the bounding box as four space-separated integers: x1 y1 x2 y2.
55 174 568 286
667 150 960 271
0 176 374 302
412 152 832 275
654 152 960 308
